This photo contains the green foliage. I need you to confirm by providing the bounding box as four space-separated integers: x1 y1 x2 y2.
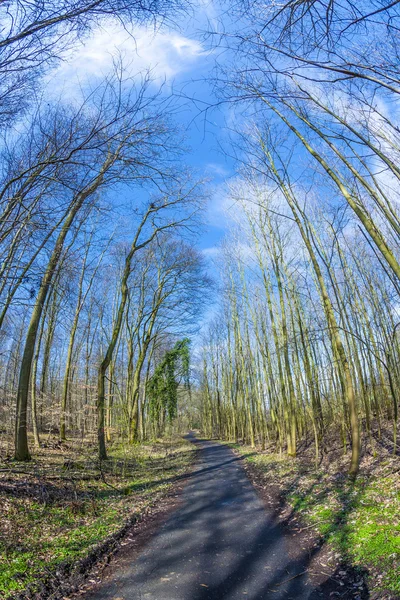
147 338 191 427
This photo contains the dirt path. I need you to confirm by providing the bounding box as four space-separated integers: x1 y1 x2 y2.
81 437 352 600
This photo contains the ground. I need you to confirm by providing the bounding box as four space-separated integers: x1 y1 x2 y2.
1 433 399 600
74 436 352 600
0 435 196 599
228 437 400 599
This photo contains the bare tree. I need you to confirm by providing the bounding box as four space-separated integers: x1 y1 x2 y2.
12 67 191 460
0 0 188 125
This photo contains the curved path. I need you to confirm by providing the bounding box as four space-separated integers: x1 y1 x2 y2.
84 437 330 600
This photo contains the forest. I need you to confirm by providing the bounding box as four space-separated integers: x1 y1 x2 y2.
1 0 400 599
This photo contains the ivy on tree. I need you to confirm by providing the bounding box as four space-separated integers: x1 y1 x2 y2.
148 339 191 426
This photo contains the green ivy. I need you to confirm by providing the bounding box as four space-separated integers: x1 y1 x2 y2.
147 339 191 427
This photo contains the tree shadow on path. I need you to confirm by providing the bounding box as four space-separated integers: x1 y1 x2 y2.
83 438 371 600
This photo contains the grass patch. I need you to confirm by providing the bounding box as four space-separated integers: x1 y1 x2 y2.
229 442 400 595
0 436 195 598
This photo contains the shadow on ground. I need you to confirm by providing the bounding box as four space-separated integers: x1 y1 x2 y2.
82 437 370 600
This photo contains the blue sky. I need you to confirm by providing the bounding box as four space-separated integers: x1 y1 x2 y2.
48 1 236 262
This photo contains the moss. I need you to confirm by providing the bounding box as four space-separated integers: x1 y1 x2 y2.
234 445 400 594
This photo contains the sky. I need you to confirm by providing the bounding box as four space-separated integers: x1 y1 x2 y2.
48 1 237 267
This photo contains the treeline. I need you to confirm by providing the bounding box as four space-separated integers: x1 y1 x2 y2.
201 0 400 478
0 0 209 461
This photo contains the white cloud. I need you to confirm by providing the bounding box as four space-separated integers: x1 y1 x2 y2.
205 163 230 178
206 183 231 228
194 0 220 32
48 21 206 96
202 246 221 258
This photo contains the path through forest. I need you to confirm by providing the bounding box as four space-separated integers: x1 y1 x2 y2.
82 436 352 600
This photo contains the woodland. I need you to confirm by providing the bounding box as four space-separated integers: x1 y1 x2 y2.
1 0 400 598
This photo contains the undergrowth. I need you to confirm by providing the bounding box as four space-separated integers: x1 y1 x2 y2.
0 436 195 598
229 443 400 595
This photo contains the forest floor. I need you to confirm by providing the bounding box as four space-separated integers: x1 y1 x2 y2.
228 432 400 599
0 435 196 600
1 433 399 600
63 435 365 600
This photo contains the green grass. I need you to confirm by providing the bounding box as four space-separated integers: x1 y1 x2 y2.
0 437 195 598
230 444 400 594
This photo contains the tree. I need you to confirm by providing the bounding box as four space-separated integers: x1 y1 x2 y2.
0 0 188 126
97 230 208 458
148 338 191 437
13 67 190 460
